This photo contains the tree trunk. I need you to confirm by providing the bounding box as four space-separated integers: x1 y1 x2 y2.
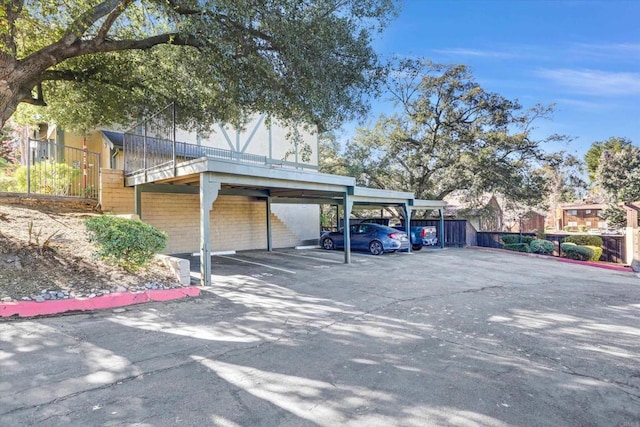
0 59 48 129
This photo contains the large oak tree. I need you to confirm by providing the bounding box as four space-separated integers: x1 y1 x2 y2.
1 0 395 131
342 59 569 207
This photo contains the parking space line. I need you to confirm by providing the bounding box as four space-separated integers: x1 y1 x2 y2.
275 252 343 264
218 255 297 274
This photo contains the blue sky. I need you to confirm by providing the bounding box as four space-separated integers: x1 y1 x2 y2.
349 0 640 158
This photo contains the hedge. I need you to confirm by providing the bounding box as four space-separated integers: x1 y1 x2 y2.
503 243 531 253
560 243 594 261
501 235 534 245
85 215 167 271
584 245 603 261
562 235 603 247
530 239 555 255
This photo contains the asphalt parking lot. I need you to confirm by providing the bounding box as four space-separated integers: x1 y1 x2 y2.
1 248 639 426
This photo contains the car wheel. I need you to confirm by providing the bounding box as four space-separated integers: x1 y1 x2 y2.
412 244 423 251
369 240 384 255
322 238 335 250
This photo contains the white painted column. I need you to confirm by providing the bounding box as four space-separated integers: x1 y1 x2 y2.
403 203 412 253
266 197 273 252
200 173 220 286
343 193 353 264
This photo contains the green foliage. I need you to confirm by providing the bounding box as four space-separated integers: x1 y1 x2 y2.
584 245 603 261
563 225 573 232
85 216 167 271
602 205 627 229
562 235 603 247
503 243 531 253
501 234 534 245
560 243 594 261
596 144 640 203
578 225 588 232
12 161 80 195
530 239 555 255
585 137 631 183
4 1 398 131
340 59 569 208
534 228 546 239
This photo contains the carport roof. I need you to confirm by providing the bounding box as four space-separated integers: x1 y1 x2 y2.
126 156 445 209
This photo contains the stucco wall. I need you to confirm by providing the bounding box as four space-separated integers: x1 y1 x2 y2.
271 204 320 242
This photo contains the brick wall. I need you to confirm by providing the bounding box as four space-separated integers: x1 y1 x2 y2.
99 169 300 254
100 169 135 214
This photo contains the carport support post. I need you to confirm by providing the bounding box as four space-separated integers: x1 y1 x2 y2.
343 192 353 264
134 185 142 219
200 174 220 286
266 197 273 251
439 208 445 249
403 203 412 253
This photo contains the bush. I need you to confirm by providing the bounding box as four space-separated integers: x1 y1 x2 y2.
530 239 555 255
13 161 81 196
560 243 594 261
85 215 167 271
503 243 531 253
584 245 603 261
562 235 603 247
563 225 573 232
578 225 588 232
501 234 534 245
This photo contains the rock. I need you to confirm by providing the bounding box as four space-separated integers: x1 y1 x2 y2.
151 284 158 290
21 297 32 301
115 286 127 293
34 296 45 303
56 292 65 298
96 292 103 297
41 289 49 294
112 308 126 313
13 260 22 270
88 293 96 298
43 293 51 300
1 297 12 302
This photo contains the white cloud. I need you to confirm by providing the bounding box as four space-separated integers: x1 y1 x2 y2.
535 68 640 95
571 42 640 60
432 48 515 58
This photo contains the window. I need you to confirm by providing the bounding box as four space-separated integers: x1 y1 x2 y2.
586 221 592 226
585 209 591 214
568 221 578 227
568 209 577 216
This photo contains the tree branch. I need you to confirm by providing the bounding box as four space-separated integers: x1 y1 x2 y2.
96 0 134 42
61 0 124 46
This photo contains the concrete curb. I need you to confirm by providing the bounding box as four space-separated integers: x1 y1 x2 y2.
0 287 200 318
468 246 633 273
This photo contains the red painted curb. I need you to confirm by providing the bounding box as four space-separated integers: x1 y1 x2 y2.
0 287 200 318
467 247 634 272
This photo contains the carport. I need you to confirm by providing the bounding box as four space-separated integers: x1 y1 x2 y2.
126 157 445 286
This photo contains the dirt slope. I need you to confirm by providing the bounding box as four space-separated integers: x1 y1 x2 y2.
0 198 179 301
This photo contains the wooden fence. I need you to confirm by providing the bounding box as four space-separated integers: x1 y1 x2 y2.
408 219 471 248
476 232 626 264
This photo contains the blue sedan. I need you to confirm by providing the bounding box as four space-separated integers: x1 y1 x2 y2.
320 223 410 255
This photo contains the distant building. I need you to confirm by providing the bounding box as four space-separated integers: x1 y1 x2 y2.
555 203 607 231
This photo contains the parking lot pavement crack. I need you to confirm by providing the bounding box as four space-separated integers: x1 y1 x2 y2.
0 339 282 418
431 338 640 402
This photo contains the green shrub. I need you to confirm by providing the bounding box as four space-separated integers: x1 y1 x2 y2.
530 239 555 255
563 226 572 232
584 245 603 261
501 234 534 245
85 215 167 271
562 235 603 247
13 161 81 196
578 225 588 232
503 243 531 253
560 243 593 261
